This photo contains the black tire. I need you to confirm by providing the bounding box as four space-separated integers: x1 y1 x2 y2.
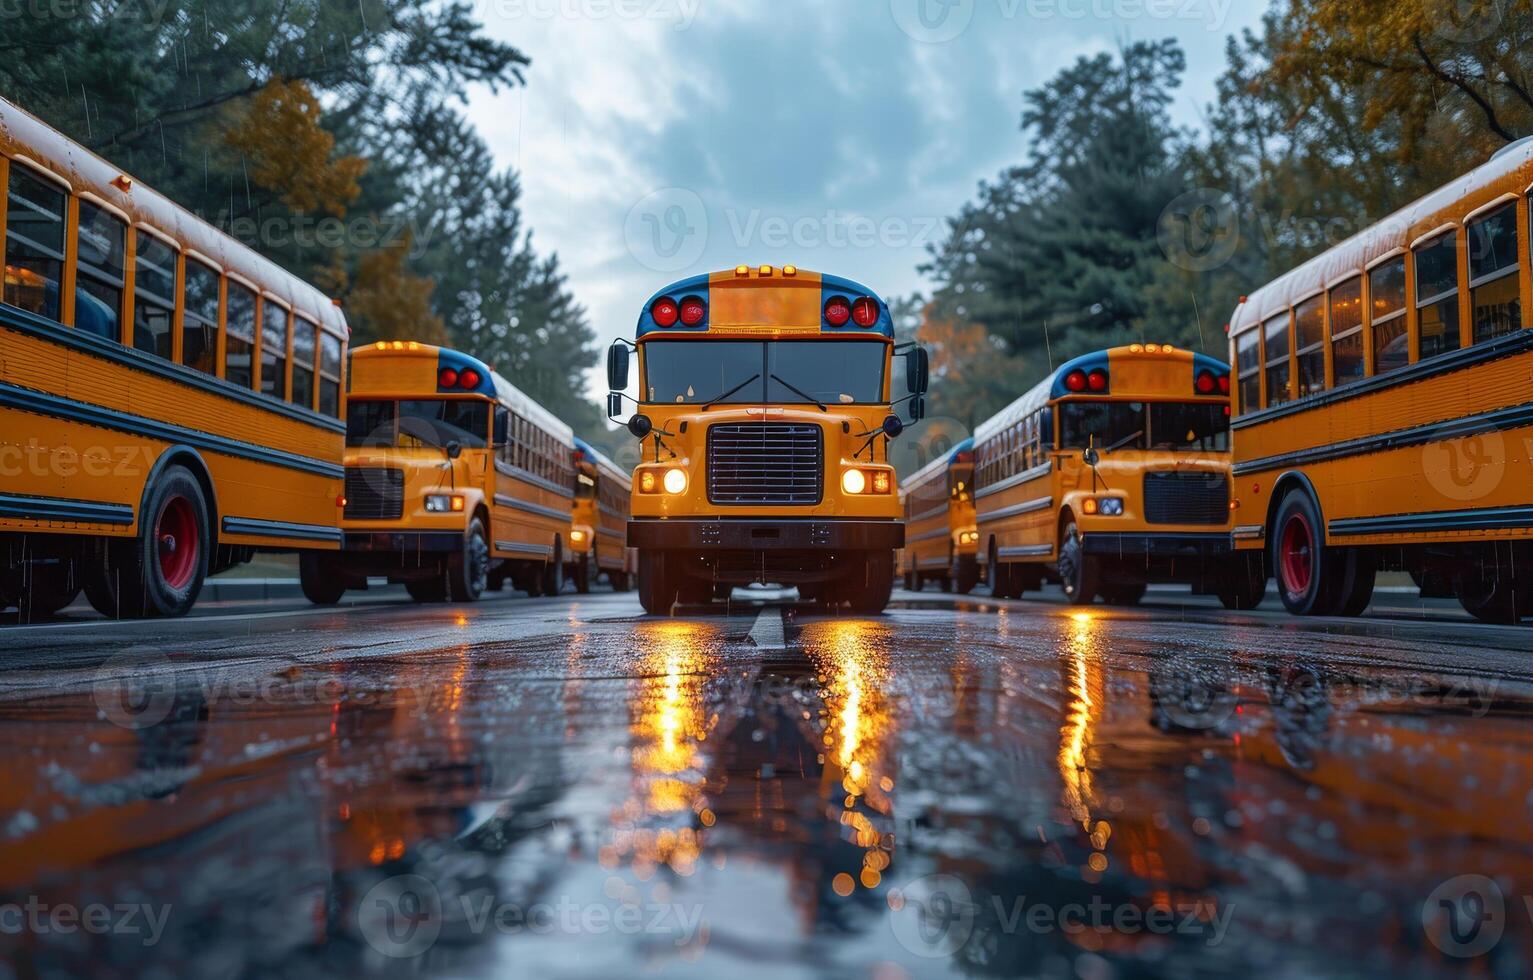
1271 491 1341 616
300 552 346 605
938 572 953 593
611 568 631 592
1218 552 1269 611
1057 519 1099 606
638 550 679 615
448 518 490 602
1454 543 1530 624
1101 581 1147 606
1334 549 1376 618
541 538 564 596
839 551 895 615
574 554 592 595
903 570 917 592
952 554 980 595
17 558 80 622
406 575 448 603
108 465 211 618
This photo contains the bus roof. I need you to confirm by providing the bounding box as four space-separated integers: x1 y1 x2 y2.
0 96 348 339
974 346 1230 443
901 438 975 495
1231 138 1533 337
573 436 631 487
635 267 894 338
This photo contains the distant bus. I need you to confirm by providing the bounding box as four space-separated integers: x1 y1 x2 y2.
899 439 978 593
975 345 1263 609
303 342 573 604
606 265 929 615
1228 139 1533 623
0 96 349 620
570 437 634 593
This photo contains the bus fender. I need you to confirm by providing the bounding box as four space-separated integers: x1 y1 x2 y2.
1263 470 1322 547
139 445 217 541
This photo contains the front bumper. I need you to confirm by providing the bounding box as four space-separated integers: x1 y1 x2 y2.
1083 532 1231 560
628 518 904 551
343 530 462 554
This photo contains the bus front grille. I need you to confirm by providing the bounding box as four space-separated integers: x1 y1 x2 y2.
344 467 405 521
707 423 823 506
1143 472 1229 525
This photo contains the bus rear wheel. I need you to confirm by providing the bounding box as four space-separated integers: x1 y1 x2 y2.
1101 581 1146 606
1217 552 1269 611
18 558 81 622
1057 520 1099 606
300 553 346 605
91 466 210 618
1454 544 1531 624
406 575 448 603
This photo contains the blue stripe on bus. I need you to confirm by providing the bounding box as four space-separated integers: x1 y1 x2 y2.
222 516 344 543
0 491 136 525
1330 505 1533 537
0 381 344 479
0 302 346 434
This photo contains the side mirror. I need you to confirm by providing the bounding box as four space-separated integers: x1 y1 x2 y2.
908 395 926 423
446 440 463 460
606 392 624 419
881 415 905 439
607 343 631 392
627 414 654 440
493 408 509 447
1083 447 1099 467
905 346 931 395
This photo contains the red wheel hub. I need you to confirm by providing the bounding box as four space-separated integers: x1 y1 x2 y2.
1279 512 1313 596
156 496 199 591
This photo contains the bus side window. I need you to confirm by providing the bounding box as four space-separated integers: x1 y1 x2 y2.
261 299 290 400
291 316 317 409
1369 256 1408 374
4 164 67 322
318 333 342 417
182 261 220 375
1295 296 1324 397
133 231 176 359
225 282 257 388
75 200 127 342
1328 278 1364 386
1263 313 1292 408
1235 329 1260 413
1415 231 1461 360
1468 202 1520 343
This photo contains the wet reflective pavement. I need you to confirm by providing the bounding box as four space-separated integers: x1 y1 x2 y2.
3 591 1533 978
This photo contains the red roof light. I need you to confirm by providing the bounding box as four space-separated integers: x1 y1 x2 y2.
1087 370 1108 392
458 368 482 389
1064 370 1087 392
824 297 852 327
851 297 880 328
652 297 680 327
438 368 459 388
679 296 706 326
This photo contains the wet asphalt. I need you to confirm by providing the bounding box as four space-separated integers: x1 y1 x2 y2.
1 585 1531 979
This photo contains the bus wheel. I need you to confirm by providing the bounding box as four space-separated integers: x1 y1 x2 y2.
108 466 210 618
448 518 490 602
1272 492 1338 616
1057 520 1099 606
406 575 448 603
299 553 346 605
1334 549 1376 617
611 569 631 593
541 538 565 596
952 554 980 595
1454 544 1529 624
574 554 592 595
638 551 679 615
1217 552 1268 611
19 559 80 622
1101 581 1146 606
840 551 894 615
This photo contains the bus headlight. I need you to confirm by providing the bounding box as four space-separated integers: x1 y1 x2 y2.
1083 497 1124 517
959 531 979 545
842 469 867 495
663 468 688 495
841 468 892 495
425 494 465 513
571 529 586 543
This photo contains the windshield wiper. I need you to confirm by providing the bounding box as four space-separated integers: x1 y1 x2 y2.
769 373 828 411
1104 430 1144 453
701 373 761 411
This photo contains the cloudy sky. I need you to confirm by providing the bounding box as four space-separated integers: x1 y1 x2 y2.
464 0 1271 405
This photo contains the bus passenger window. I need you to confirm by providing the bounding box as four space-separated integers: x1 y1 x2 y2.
1328 278 1365 385
261 300 290 400
1415 232 1461 359
1469 203 1520 343
183 261 220 375
1369 257 1408 374
1263 314 1292 407
133 232 176 359
319 333 343 417
1295 296 1325 397
4 165 66 321
225 283 257 388
1235 329 1260 412
75 201 126 341
291 317 317 409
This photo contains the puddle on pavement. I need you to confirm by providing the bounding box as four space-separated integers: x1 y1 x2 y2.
1 611 1531 978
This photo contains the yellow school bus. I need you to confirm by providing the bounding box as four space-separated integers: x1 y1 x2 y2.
301 342 573 604
975 345 1264 609
1228 138 1533 623
0 96 348 620
899 438 978 593
571 436 634 593
605 265 929 615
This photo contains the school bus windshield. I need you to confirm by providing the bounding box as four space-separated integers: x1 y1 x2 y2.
1060 401 1228 452
346 399 490 449
643 339 886 406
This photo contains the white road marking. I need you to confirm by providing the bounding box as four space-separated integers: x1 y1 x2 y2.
748 607 786 650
